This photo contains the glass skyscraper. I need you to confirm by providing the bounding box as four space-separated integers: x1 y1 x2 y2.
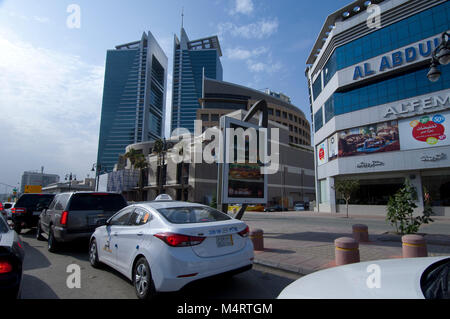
171 27 223 133
97 31 168 173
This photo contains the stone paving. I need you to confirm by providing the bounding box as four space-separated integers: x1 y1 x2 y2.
243 211 450 275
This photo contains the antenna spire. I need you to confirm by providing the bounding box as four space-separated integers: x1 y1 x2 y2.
181 7 184 28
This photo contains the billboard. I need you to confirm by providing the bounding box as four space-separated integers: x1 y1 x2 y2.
328 133 339 160
221 117 268 204
338 120 400 157
399 111 450 150
316 140 328 166
24 185 42 193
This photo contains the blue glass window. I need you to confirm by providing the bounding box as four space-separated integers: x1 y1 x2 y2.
314 107 323 133
312 75 322 101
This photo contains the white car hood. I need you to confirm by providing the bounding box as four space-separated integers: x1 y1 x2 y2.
278 256 449 299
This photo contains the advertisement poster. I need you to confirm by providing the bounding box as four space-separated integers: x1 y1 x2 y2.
317 140 328 166
228 163 264 199
338 120 400 157
328 133 339 160
399 111 449 150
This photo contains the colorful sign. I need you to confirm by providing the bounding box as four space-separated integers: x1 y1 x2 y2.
399 111 450 150
24 185 42 193
316 140 328 166
338 121 400 157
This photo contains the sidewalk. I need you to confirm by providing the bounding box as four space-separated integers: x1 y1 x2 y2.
243 211 450 276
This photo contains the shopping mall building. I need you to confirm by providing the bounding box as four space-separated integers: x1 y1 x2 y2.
306 0 450 216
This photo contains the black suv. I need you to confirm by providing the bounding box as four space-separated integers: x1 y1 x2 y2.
11 194 55 234
36 192 127 252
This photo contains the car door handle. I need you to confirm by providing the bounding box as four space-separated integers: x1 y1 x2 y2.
137 232 143 237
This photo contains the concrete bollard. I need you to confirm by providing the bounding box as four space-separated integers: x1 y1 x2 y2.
335 237 360 266
352 224 369 242
249 229 264 251
402 234 428 258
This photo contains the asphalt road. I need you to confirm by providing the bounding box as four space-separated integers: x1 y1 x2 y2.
19 229 300 299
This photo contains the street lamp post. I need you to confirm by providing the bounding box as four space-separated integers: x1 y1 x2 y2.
91 163 103 192
65 173 76 192
427 31 450 82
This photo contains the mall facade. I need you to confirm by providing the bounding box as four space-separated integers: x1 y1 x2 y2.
306 0 450 216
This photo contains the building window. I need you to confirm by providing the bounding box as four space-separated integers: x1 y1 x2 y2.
211 114 219 122
283 111 287 119
289 124 293 131
312 75 322 101
276 110 281 117
201 114 209 122
289 114 293 121
294 126 298 133
294 137 298 144
324 97 334 124
337 178 404 205
268 108 274 115
289 136 293 143
294 115 297 123
314 107 323 132
422 174 450 207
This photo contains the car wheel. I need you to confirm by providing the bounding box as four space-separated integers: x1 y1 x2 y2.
36 220 45 241
48 227 59 253
133 257 156 300
89 239 101 268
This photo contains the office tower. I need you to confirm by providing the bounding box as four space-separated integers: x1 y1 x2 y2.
97 31 168 173
171 27 223 133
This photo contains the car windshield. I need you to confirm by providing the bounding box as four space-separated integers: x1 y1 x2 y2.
157 206 232 224
15 195 55 209
421 258 450 299
0 216 9 233
68 193 127 211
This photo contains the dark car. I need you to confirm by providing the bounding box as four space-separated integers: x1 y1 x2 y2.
11 194 55 234
37 192 128 252
264 205 286 212
0 214 25 299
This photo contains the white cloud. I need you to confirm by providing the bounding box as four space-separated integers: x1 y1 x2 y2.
218 18 279 39
246 59 282 74
0 28 104 184
232 0 254 15
224 46 268 60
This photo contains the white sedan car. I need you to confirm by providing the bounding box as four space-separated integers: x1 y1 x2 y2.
89 197 254 299
278 256 450 299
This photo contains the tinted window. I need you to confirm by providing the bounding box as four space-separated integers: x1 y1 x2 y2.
129 209 151 226
109 207 134 226
0 216 9 233
68 193 127 211
15 194 55 209
55 194 71 210
421 258 450 299
4 203 12 209
157 206 231 224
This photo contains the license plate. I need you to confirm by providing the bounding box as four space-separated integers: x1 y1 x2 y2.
33 211 41 216
216 235 233 248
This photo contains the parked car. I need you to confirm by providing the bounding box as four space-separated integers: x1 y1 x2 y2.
11 194 55 234
0 213 25 299
2 202 15 220
264 205 286 212
278 256 450 299
37 192 128 252
89 195 254 299
293 202 305 211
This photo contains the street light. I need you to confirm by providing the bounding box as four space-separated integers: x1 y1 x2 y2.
91 163 104 192
65 173 76 192
427 31 450 82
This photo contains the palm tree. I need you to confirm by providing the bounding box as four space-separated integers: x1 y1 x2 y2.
152 139 165 196
125 149 148 201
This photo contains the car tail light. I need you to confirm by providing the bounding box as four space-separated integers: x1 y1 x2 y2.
11 207 26 214
154 232 205 247
0 203 3 210
0 260 13 274
238 226 249 237
60 211 69 226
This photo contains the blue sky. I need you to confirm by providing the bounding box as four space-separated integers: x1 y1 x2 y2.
0 0 350 189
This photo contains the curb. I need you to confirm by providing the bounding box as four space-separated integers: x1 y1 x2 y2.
253 258 317 276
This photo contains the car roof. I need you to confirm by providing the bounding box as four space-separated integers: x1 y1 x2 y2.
136 201 209 211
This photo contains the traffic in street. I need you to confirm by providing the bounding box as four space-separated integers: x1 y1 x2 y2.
19 228 299 299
